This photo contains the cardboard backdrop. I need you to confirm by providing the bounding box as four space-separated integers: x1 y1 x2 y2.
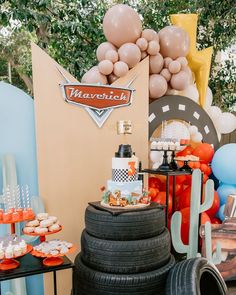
32 43 149 294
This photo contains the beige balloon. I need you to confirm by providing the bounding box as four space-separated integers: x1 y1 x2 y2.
159 25 190 59
142 29 158 41
113 61 129 77
182 66 194 83
105 50 119 63
149 53 164 74
141 51 148 60
160 68 172 82
147 40 160 55
136 38 148 51
96 42 116 62
164 57 173 68
149 74 168 99
118 43 141 68
168 60 181 74
82 67 108 84
103 4 142 47
108 73 118 84
177 56 188 67
170 70 190 91
98 60 114 75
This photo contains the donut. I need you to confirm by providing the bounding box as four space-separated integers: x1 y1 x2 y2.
24 227 35 233
48 216 57 223
26 219 39 227
48 224 60 232
50 250 59 256
36 213 49 221
40 219 54 228
34 227 48 234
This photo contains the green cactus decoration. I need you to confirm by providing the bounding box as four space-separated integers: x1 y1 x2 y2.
205 221 222 264
171 169 214 259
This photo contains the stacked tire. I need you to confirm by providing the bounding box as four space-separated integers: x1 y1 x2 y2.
73 205 175 295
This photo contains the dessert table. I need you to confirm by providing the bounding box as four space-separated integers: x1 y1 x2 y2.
0 254 74 295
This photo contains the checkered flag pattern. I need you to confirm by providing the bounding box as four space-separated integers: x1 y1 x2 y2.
112 169 138 182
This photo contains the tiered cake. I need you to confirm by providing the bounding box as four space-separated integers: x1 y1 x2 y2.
101 144 150 208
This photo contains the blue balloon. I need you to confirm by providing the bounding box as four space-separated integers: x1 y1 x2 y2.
212 144 236 184
216 204 225 221
217 183 236 205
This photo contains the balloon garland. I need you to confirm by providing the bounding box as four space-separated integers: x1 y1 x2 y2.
81 4 236 136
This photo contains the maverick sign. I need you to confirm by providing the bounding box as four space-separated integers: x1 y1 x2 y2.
60 79 136 127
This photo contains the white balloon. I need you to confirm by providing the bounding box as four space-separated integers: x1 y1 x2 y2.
214 112 236 134
150 141 158 149
207 106 222 120
183 84 199 103
192 132 203 143
163 121 190 141
189 125 198 135
204 86 213 109
152 162 161 170
150 151 163 163
217 132 222 142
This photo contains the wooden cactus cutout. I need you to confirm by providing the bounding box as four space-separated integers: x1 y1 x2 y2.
171 169 214 259
205 221 222 264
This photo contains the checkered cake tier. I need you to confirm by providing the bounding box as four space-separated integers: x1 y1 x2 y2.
112 169 138 182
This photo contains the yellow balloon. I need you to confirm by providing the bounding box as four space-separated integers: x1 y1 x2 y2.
170 14 213 107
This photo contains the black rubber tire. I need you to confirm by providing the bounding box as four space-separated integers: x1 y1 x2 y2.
166 258 228 295
81 228 171 274
85 205 165 241
73 253 175 295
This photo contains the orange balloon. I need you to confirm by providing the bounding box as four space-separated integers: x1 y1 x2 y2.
180 207 210 245
153 191 172 215
179 186 191 209
203 191 220 218
192 143 214 163
148 188 159 200
148 177 163 189
176 146 193 157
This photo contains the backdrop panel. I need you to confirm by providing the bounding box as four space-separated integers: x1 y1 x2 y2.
32 44 149 294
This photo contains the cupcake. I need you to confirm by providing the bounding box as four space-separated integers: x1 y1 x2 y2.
19 240 27 253
5 245 14 258
14 245 22 257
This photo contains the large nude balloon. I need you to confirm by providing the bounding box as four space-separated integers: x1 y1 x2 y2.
142 29 158 41
149 74 168 99
113 61 129 77
98 60 114 75
160 68 171 82
108 73 118 84
136 38 148 51
82 66 108 84
159 25 190 59
168 60 181 74
105 50 119 63
118 43 141 68
103 4 142 47
96 42 116 62
164 57 173 68
147 40 160 55
149 53 164 74
170 70 190 90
